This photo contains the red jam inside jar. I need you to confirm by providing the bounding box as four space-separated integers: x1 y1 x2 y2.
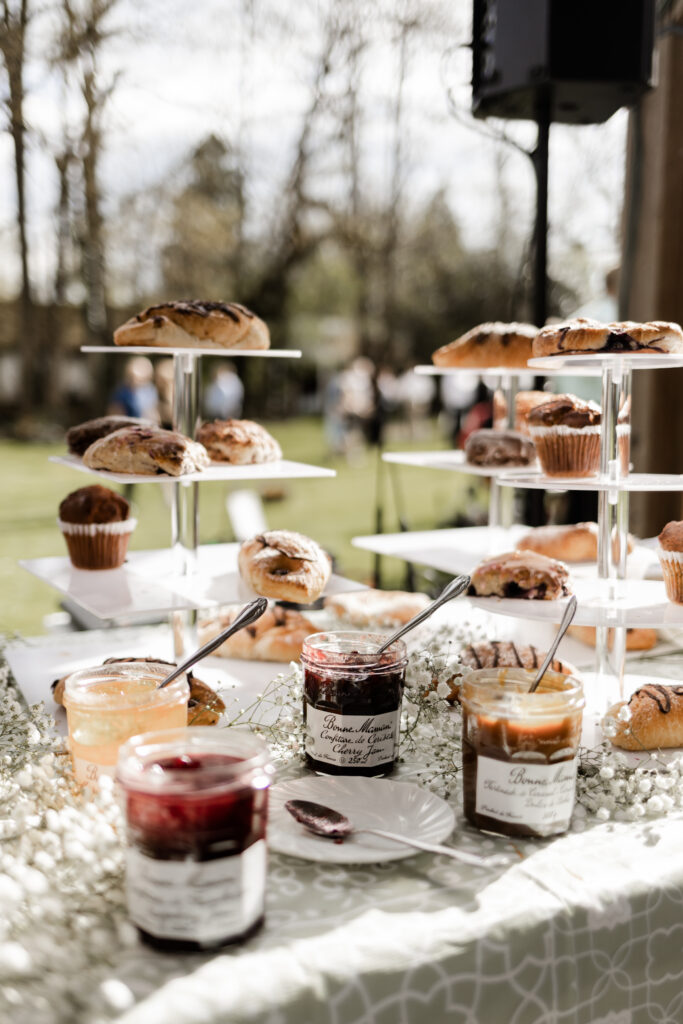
460 668 584 839
301 632 408 776
117 728 273 951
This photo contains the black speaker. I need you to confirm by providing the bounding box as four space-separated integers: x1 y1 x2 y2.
472 0 656 123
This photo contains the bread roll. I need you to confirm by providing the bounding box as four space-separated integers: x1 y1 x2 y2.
324 589 431 628
198 605 315 662
605 684 683 749
114 300 270 350
238 530 331 603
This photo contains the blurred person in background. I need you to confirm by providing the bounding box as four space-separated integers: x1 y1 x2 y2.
397 369 435 439
204 363 244 420
155 359 175 429
457 381 493 446
441 373 478 446
108 356 159 421
339 356 375 460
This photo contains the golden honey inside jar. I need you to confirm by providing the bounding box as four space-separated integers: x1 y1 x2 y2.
460 668 585 838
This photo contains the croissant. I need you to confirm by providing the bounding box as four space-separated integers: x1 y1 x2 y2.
604 684 683 749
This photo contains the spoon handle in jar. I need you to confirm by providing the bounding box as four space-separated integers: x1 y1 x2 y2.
357 828 510 868
158 597 269 688
528 595 578 694
375 575 471 656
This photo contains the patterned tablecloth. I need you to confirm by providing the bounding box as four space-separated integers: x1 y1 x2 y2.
6 641 683 1024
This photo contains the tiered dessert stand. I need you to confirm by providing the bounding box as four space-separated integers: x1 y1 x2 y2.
20 343 363 659
355 353 683 709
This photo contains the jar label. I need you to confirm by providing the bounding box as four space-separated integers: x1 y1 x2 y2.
71 756 115 786
475 755 578 830
125 840 266 944
305 706 400 768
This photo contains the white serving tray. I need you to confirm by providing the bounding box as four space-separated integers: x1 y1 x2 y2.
382 450 536 478
82 346 301 358
20 543 365 621
529 352 683 373
414 363 603 378
49 453 335 485
497 469 683 493
351 526 659 582
467 576 683 629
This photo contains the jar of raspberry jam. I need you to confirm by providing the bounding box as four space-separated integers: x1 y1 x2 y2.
117 728 273 951
301 632 408 776
461 668 584 838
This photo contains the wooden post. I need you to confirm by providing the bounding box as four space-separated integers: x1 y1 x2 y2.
622 0 683 536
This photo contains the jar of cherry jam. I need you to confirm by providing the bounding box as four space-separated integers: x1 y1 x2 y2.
117 728 273 951
301 632 408 776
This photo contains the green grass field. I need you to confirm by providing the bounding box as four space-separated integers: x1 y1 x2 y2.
0 418 486 636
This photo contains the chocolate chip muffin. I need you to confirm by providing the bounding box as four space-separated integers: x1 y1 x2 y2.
526 394 601 477
58 485 136 570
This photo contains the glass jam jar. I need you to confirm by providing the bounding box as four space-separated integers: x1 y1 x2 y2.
301 632 408 776
63 662 188 785
117 727 274 951
460 668 585 838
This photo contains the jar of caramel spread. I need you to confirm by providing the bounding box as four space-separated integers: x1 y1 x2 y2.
460 668 585 838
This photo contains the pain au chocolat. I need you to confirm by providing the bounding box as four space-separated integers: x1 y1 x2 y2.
114 300 270 350
468 550 571 600
432 322 538 369
533 318 683 358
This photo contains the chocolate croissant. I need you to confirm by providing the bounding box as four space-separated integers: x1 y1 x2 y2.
605 684 683 749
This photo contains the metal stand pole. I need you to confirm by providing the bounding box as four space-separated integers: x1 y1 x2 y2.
595 361 630 708
170 352 201 658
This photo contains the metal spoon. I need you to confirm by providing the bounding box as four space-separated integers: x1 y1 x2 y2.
528 595 578 693
157 597 268 688
285 799 511 868
375 575 471 656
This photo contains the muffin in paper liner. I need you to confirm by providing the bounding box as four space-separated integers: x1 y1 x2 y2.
58 517 137 570
529 425 601 478
658 547 683 604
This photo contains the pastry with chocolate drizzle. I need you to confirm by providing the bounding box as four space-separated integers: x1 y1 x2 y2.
432 321 538 369
533 317 683 358
605 684 683 749
114 299 270 350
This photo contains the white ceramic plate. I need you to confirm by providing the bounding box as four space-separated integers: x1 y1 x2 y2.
268 775 455 864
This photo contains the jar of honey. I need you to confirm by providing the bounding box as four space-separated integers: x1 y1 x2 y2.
460 668 584 838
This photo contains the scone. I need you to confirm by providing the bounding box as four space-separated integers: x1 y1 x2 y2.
657 521 683 604
604 684 683 750
533 318 683 358
432 322 538 369
58 485 135 570
568 625 657 652
114 300 270 350
238 530 332 603
468 551 571 600
197 419 282 464
516 523 634 563
493 390 551 435
66 416 150 456
83 425 210 476
198 605 315 661
526 394 601 477
464 429 536 468
324 589 431 628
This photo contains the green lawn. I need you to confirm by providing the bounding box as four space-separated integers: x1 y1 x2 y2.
0 418 486 636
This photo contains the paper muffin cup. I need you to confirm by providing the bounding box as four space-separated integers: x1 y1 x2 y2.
528 425 601 477
58 518 137 570
658 547 683 604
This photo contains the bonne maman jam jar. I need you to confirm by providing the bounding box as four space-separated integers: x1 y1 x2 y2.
301 632 408 777
460 668 585 838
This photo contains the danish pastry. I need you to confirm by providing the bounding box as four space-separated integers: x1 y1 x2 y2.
238 530 331 603
433 322 538 369
533 318 683 358
114 300 270 350
467 550 571 600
